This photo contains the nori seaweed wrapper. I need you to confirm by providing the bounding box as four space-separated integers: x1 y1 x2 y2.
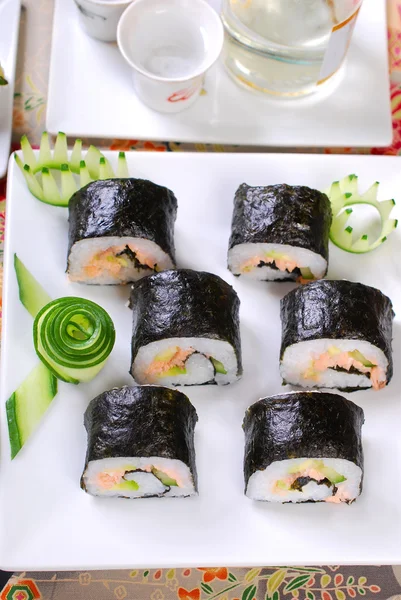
81 385 198 491
228 183 332 261
67 178 177 267
243 391 364 490
129 269 242 379
280 280 394 388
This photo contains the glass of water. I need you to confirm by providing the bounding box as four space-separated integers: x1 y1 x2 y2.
221 0 364 97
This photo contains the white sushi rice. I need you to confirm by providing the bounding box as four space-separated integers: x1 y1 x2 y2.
132 337 239 385
280 338 388 390
83 456 197 498
68 236 174 284
228 243 327 281
246 458 362 503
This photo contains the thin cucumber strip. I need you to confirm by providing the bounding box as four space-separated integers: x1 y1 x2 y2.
159 366 186 377
41 167 64 206
151 468 178 487
53 131 69 165
70 138 83 173
99 157 109 180
60 163 78 204
210 356 227 375
99 156 115 179
79 160 92 187
14 254 52 318
299 267 315 280
117 152 129 178
85 145 103 178
326 175 398 254
6 362 58 459
22 164 45 201
38 131 52 170
20 134 37 170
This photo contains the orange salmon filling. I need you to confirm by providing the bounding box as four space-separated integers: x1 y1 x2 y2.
83 244 157 279
241 254 315 283
304 348 386 391
242 255 298 274
145 347 195 376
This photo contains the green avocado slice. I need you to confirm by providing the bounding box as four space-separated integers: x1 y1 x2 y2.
152 468 178 487
210 357 227 375
159 366 186 378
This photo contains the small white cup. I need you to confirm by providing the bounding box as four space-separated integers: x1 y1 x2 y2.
74 0 133 42
117 0 224 113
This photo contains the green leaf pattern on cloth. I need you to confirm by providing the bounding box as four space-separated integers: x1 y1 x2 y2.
2 567 398 599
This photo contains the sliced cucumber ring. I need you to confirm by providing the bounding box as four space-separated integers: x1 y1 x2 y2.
15 132 130 207
326 174 398 254
33 297 116 384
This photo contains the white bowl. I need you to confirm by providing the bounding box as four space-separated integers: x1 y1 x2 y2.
117 0 224 113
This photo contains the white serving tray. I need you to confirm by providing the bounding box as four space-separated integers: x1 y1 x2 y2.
0 0 21 178
1 151 401 570
46 0 392 148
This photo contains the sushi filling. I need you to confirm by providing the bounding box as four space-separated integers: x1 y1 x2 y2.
304 346 386 391
133 337 239 385
241 252 314 282
83 456 197 498
280 338 389 391
145 346 227 379
84 244 158 279
68 236 175 284
246 458 362 504
273 459 349 503
228 243 327 282
97 467 177 492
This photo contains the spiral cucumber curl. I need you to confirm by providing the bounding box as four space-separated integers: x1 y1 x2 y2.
33 297 115 384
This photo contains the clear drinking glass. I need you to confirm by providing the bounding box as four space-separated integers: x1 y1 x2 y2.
221 0 364 97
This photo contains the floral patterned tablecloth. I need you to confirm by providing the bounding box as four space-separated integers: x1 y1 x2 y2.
2 0 401 598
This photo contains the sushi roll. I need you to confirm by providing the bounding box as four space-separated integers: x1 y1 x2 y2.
67 178 177 284
280 280 394 392
81 385 198 498
243 392 364 504
130 269 242 385
228 183 332 282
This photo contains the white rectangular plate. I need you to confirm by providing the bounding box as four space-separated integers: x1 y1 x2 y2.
1 151 401 571
0 0 21 178
46 0 392 148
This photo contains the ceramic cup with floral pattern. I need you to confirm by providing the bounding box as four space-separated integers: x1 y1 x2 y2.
74 0 133 42
117 0 224 113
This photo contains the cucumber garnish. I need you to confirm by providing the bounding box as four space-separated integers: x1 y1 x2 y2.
326 174 398 253
14 254 52 318
118 151 129 177
6 363 58 459
15 132 130 207
33 297 116 384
